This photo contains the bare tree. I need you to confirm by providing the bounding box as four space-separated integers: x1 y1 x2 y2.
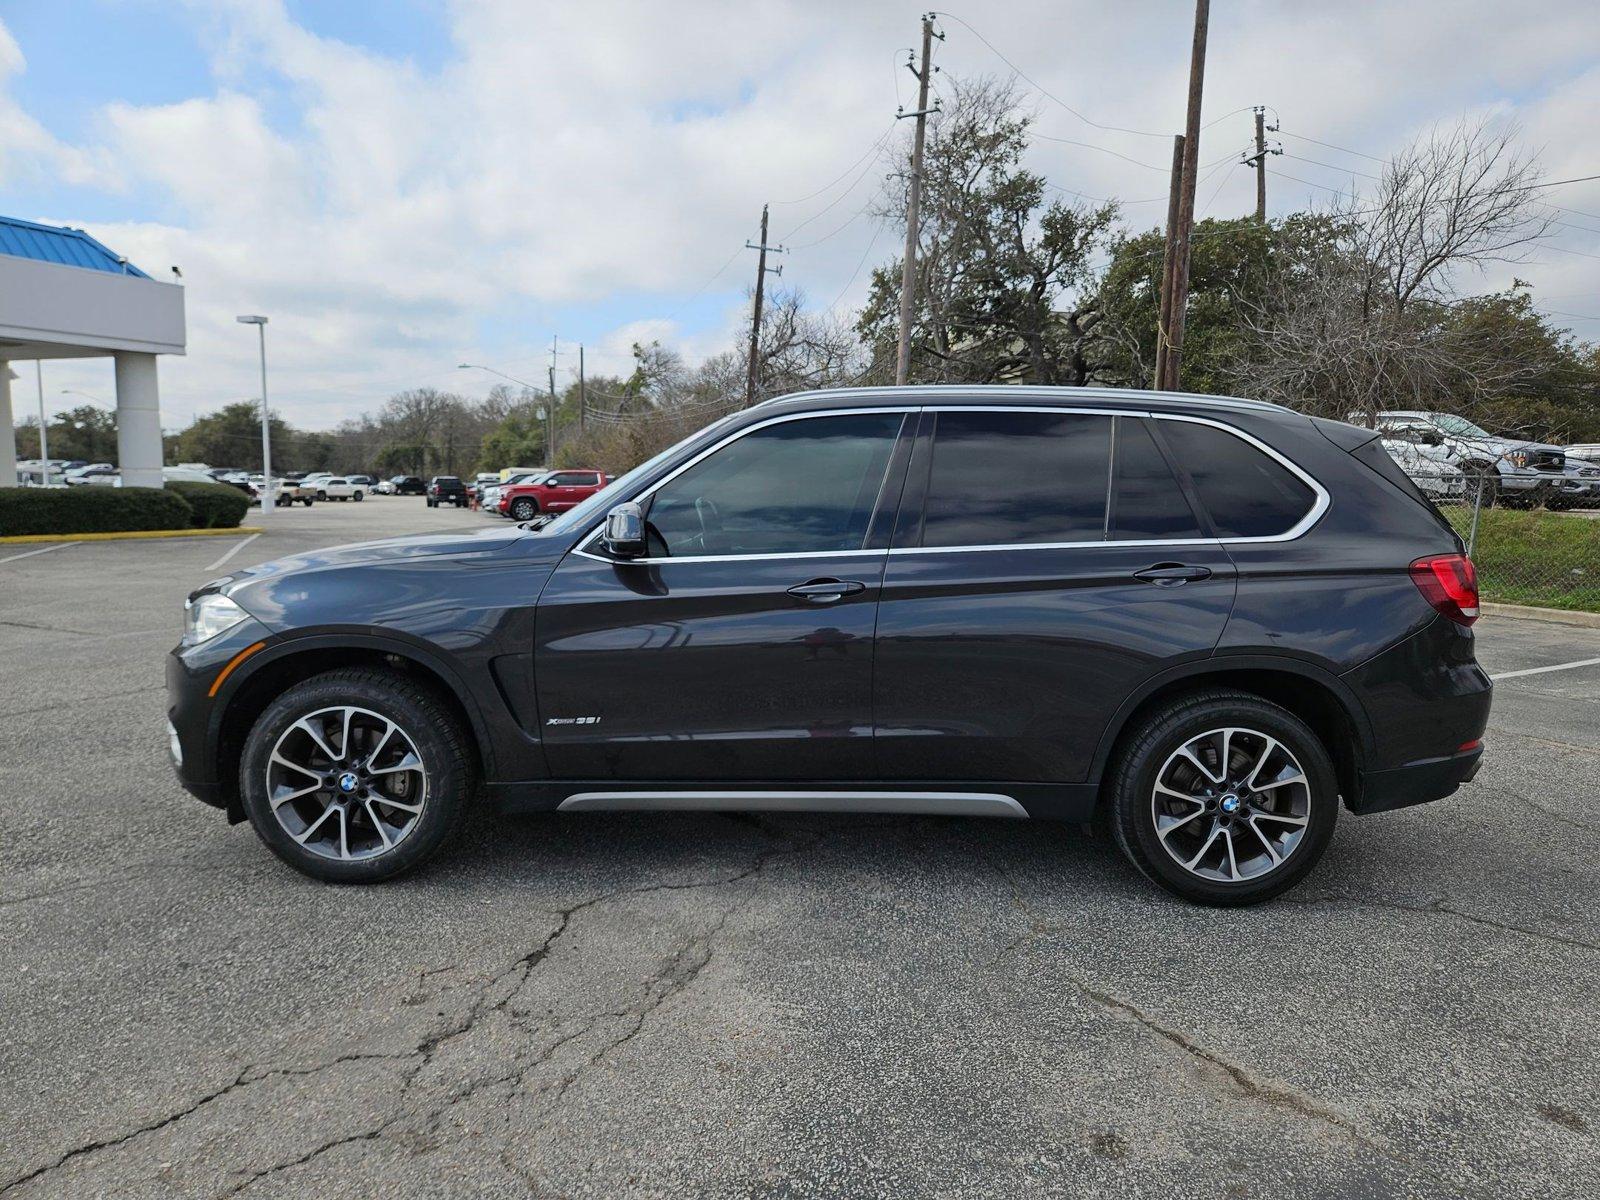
1231 119 1553 426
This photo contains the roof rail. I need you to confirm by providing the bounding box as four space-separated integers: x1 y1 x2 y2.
752 384 1291 414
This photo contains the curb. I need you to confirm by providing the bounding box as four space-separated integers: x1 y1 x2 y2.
0 527 264 546
1481 601 1600 629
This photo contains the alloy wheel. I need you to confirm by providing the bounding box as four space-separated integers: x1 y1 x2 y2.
265 706 428 861
1150 726 1311 883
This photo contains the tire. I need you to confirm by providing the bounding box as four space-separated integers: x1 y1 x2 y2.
1107 690 1339 906
353 491 363 502
427 498 436 508
1464 465 1498 510
302 498 314 507
510 498 538 521
317 490 327 501
239 668 475 883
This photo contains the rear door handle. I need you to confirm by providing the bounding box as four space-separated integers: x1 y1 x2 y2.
787 578 867 604
1132 563 1213 586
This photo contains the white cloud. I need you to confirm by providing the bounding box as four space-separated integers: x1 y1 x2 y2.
2 0 1597 427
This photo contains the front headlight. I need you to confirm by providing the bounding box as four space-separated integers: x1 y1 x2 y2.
1506 450 1530 469
184 593 249 645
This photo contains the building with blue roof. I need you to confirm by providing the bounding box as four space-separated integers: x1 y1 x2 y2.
1 216 185 489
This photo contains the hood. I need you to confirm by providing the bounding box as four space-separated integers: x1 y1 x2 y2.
196 525 541 601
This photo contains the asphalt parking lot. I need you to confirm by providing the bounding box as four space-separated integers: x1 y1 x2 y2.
1 499 1596 1199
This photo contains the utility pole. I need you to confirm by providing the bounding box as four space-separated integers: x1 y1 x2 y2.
547 335 558 466
1155 134 1185 390
577 344 586 436
1240 106 1280 223
744 205 784 407
895 13 942 386
1161 0 1210 392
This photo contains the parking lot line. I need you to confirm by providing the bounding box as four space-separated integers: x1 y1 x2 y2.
0 542 77 566
204 532 261 573
1490 655 1600 681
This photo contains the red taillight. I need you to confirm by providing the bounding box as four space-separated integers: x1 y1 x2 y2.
1410 553 1479 625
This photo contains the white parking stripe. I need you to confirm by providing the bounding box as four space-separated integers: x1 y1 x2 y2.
204 532 261 573
1490 655 1600 681
0 543 78 566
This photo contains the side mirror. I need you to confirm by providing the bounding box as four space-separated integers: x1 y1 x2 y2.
602 502 646 559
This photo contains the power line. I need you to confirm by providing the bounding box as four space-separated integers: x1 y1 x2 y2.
771 121 897 207
930 10 1171 140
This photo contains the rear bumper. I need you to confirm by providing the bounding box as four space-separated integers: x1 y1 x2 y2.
1350 744 1483 815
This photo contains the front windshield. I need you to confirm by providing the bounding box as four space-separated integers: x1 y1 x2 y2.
1430 414 1491 439
529 413 741 539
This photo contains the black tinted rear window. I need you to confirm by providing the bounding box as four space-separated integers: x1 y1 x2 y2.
1158 420 1316 538
1111 418 1202 540
922 411 1111 547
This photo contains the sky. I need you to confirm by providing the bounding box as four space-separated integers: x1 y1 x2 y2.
1 0 1597 431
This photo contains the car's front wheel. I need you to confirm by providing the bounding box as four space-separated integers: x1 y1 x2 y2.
1107 690 1338 905
509 497 538 521
239 668 475 882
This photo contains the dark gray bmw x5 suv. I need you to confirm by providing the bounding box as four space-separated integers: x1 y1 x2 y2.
167 386 1491 904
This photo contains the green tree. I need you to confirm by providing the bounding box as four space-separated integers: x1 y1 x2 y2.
859 76 1118 385
172 402 295 470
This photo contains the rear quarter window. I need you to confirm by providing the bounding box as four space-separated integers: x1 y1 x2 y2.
1157 419 1317 539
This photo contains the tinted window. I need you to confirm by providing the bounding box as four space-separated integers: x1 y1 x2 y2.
552 472 600 486
646 413 903 556
1157 420 1316 538
1111 418 1202 540
922 411 1110 547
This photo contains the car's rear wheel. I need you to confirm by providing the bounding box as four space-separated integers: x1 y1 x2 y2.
510 497 538 521
239 668 474 882
1107 690 1338 905
353 491 363 501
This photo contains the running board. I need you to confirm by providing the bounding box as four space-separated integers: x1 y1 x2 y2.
555 790 1029 819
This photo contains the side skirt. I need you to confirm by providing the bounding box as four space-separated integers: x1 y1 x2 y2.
483 781 1100 823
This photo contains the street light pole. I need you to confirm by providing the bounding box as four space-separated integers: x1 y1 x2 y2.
236 316 271 516
34 361 50 485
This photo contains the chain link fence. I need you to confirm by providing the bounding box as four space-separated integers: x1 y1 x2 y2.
1441 489 1600 614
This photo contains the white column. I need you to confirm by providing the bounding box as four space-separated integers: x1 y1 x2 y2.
0 364 16 486
114 352 163 490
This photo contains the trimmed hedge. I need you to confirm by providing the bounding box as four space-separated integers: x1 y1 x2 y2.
0 486 196 537
165 480 251 529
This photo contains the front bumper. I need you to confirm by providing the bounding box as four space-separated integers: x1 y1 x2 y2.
1350 744 1483 814
166 617 275 812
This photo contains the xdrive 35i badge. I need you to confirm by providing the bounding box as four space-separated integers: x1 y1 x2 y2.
545 716 601 726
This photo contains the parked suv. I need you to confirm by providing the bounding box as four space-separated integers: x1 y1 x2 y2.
426 476 468 508
1372 411 1566 507
167 388 1491 905
497 469 609 521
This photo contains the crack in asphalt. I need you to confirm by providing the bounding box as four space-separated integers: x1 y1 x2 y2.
978 851 1383 1151
1 823 817 1197
1281 892 1598 952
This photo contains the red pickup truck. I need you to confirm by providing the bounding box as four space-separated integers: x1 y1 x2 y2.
497 469 610 521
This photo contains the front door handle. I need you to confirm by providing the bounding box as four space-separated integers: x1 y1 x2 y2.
787 578 867 604
1132 563 1213 587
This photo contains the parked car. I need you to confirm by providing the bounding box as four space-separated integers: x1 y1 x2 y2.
320 477 366 501
64 464 118 486
347 475 376 488
426 476 468 508
386 475 427 496
1549 449 1600 510
480 471 546 514
1370 411 1566 507
1380 439 1465 502
265 478 316 507
168 386 1491 905
497 469 609 521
